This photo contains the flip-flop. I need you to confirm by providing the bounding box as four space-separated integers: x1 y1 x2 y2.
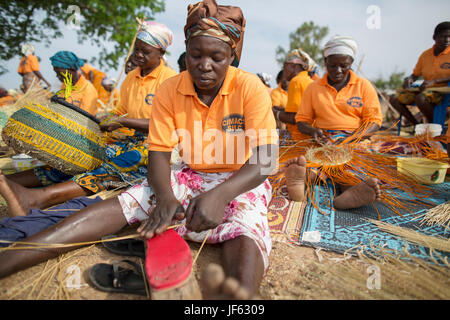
89 260 147 296
102 235 145 258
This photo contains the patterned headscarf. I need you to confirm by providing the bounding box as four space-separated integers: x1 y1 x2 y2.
50 51 84 70
21 43 34 56
184 0 246 64
285 48 317 72
136 21 173 51
323 36 358 60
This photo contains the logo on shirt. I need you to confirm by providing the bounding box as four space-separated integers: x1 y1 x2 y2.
347 96 363 108
145 93 155 105
221 114 245 134
440 62 450 69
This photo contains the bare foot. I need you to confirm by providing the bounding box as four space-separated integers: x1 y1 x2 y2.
333 178 381 210
0 170 37 216
284 156 306 202
200 263 251 300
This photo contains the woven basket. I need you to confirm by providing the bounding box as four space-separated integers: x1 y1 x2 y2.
1 101 107 175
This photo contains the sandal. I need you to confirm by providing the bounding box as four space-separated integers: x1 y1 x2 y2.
89 260 147 296
102 235 145 258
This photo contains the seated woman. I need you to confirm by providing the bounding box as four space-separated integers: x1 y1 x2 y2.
285 36 382 209
389 21 450 125
273 48 314 140
50 51 99 115
98 77 120 110
271 70 289 130
0 22 177 217
0 0 278 299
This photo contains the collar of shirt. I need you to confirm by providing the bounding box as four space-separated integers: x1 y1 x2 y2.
177 66 238 97
277 83 287 94
134 59 165 81
319 70 358 88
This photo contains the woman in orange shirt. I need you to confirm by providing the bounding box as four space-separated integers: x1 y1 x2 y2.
17 44 51 93
285 36 382 210
50 51 99 115
389 21 450 124
0 0 278 299
0 22 176 215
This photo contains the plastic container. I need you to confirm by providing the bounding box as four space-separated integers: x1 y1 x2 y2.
12 154 45 172
414 124 442 137
396 157 449 185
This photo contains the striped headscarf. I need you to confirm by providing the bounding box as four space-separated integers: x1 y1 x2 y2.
50 51 84 70
285 48 317 72
136 21 173 51
184 0 246 64
323 36 358 60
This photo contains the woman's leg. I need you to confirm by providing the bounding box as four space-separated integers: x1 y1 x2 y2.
201 235 265 300
5 169 43 188
0 171 92 217
389 95 418 125
415 93 434 123
333 178 381 210
0 197 128 279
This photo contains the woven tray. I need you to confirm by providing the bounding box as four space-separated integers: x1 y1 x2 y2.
1 101 107 175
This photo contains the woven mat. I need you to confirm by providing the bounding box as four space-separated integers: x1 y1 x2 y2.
268 185 306 244
298 181 450 260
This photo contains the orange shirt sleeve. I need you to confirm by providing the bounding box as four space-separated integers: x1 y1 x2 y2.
28 55 40 72
446 128 450 144
147 82 177 152
295 84 315 125
243 76 278 149
361 79 383 126
285 73 313 113
413 51 425 77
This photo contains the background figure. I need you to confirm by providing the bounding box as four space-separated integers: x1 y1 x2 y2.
99 77 120 110
17 44 51 93
177 52 187 72
389 21 450 125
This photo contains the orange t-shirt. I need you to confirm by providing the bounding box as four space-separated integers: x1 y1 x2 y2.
18 54 40 74
148 67 278 173
270 84 288 109
295 70 382 131
285 71 313 139
80 64 96 81
115 60 177 119
413 46 450 83
446 128 450 144
0 95 15 107
59 75 99 115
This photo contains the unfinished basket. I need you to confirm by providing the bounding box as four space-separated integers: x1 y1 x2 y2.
1 100 107 175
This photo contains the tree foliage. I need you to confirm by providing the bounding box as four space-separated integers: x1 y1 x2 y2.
276 21 329 67
0 0 165 73
372 70 406 92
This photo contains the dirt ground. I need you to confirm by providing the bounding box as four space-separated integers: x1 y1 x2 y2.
0 189 448 301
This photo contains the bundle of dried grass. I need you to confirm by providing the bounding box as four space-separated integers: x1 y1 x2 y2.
297 245 450 300
369 219 450 253
420 201 450 231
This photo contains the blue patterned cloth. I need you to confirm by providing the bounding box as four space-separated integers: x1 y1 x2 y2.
299 181 450 262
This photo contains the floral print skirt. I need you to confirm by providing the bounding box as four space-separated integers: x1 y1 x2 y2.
118 162 273 272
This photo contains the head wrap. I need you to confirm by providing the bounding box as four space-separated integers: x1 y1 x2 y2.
21 44 34 56
184 0 246 64
323 36 358 60
101 77 117 87
50 51 84 70
257 73 272 87
285 48 317 72
136 21 173 51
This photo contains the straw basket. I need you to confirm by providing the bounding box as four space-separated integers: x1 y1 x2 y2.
1 98 107 175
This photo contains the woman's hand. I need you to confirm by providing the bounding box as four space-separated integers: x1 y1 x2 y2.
137 195 185 239
99 114 122 132
185 188 228 233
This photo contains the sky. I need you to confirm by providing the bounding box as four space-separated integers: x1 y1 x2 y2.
1 0 449 90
